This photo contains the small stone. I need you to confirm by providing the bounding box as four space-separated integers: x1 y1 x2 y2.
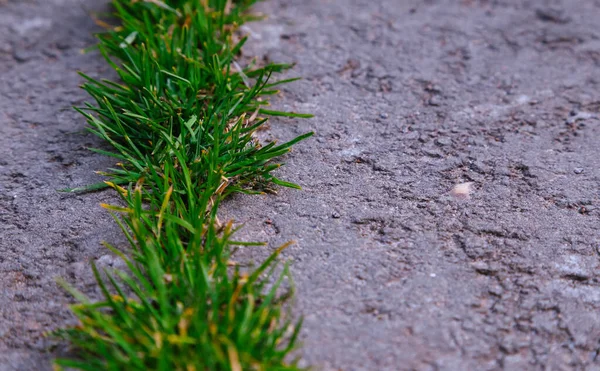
488 285 503 297
379 113 388 119
574 168 584 174
434 137 451 146
450 182 474 200
423 148 443 158
471 261 497 275
331 211 341 219
428 96 442 106
96 254 126 270
567 111 596 124
556 256 591 281
469 161 488 174
13 49 34 63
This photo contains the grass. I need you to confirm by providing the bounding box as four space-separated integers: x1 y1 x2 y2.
53 0 312 369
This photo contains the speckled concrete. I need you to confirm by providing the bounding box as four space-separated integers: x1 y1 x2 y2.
2 0 600 370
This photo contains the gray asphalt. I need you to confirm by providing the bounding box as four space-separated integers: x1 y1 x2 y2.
2 0 600 370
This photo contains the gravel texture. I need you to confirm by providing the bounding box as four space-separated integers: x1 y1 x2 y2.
2 0 600 370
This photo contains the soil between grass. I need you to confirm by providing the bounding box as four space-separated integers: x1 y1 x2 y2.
2 0 600 370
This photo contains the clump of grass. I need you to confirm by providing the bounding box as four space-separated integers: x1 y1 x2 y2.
53 0 312 369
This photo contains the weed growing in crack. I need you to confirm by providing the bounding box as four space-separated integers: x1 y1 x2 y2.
53 0 312 369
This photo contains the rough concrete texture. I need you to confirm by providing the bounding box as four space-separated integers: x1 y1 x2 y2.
2 0 600 370
0 1 124 369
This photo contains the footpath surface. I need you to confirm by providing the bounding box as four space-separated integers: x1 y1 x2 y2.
2 0 600 370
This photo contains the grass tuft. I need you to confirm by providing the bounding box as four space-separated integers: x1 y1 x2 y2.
53 0 312 369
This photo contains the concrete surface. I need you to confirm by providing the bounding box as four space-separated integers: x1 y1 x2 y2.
2 0 600 370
